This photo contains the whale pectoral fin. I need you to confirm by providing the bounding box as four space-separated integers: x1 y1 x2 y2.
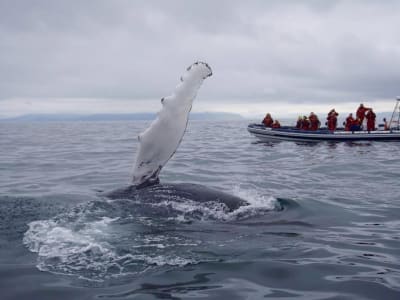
135 176 160 189
133 164 162 189
131 62 212 187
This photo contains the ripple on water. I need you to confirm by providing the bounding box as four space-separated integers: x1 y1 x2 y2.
22 185 282 281
1 121 400 296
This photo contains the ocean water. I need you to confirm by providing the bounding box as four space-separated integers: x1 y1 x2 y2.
0 120 399 299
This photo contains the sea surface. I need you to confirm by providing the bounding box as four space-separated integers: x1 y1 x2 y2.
1 120 399 300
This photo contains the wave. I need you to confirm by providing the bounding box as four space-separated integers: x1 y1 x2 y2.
23 187 284 281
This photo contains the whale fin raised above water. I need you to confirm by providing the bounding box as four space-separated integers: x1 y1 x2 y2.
132 62 212 187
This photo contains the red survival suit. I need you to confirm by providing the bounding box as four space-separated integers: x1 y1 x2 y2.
301 117 310 130
356 104 370 124
345 114 355 131
262 114 274 127
296 118 302 129
327 110 338 131
365 109 376 131
272 120 281 128
309 114 320 131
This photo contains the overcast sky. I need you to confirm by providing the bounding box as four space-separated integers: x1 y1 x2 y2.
1 0 399 118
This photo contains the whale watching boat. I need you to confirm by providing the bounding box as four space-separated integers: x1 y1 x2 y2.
248 99 400 142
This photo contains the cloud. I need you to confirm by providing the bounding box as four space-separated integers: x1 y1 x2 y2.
0 0 399 116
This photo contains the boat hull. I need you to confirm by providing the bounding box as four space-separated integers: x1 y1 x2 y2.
247 124 400 142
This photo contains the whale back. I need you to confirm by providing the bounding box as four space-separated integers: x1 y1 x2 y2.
106 183 248 212
132 62 212 187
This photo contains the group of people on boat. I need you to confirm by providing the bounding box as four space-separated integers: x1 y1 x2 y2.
344 103 377 132
339 104 378 131
296 113 321 130
327 104 378 132
261 103 380 132
262 113 281 128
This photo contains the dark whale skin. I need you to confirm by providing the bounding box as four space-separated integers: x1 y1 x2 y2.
106 183 249 212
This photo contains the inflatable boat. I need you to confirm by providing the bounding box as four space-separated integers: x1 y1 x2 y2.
247 124 400 142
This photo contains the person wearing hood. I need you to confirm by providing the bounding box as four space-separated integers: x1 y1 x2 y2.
356 103 370 124
365 108 376 131
272 119 281 128
302 116 310 130
296 116 302 129
345 113 355 131
309 112 320 131
262 113 274 127
327 109 338 131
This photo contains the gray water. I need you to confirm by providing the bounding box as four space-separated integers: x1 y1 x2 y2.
0 120 399 299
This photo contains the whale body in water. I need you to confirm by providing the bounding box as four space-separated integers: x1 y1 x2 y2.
107 62 248 211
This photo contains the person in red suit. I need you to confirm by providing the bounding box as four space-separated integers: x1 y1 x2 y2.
356 103 370 124
351 118 362 131
365 109 376 131
345 113 355 131
327 109 338 131
301 116 310 130
272 120 281 128
262 113 274 127
296 116 302 129
309 112 320 131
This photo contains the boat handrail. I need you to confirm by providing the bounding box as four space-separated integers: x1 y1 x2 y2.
388 97 400 129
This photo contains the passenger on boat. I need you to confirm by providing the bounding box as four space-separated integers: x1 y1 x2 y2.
327 109 338 131
309 112 320 131
296 116 302 129
272 120 281 128
356 103 370 124
262 113 274 127
301 116 310 130
350 118 362 131
383 118 389 130
345 113 355 131
365 109 376 131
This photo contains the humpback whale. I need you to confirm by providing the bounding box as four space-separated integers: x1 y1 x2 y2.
107 62 248 211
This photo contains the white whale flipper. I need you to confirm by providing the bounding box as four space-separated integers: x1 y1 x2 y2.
132 62 212 187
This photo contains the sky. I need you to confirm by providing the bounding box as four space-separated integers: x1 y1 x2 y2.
0 0 399 119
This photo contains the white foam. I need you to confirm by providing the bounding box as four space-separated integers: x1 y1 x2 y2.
146 186 279 222
129 254 195 267
23 217 120 279
150 199 229 222
231 185 278 209
132 62 212 186
23 187 279 281
226 185 280 220
23 214 200 280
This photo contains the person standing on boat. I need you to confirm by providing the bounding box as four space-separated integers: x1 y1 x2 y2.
327 109 338 131
365 109 376 131
345 113 355 131
262 113 274 127
309 112 320 131
356 103 370 124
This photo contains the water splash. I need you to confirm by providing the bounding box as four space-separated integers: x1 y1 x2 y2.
23 187 282 281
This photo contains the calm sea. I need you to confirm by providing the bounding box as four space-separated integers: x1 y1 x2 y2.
0 120 399 299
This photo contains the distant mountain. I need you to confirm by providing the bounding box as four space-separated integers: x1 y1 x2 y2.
0 112 244 122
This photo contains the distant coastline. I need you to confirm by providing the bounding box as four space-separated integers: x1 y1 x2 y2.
0 112 245 122
0 111 392 123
